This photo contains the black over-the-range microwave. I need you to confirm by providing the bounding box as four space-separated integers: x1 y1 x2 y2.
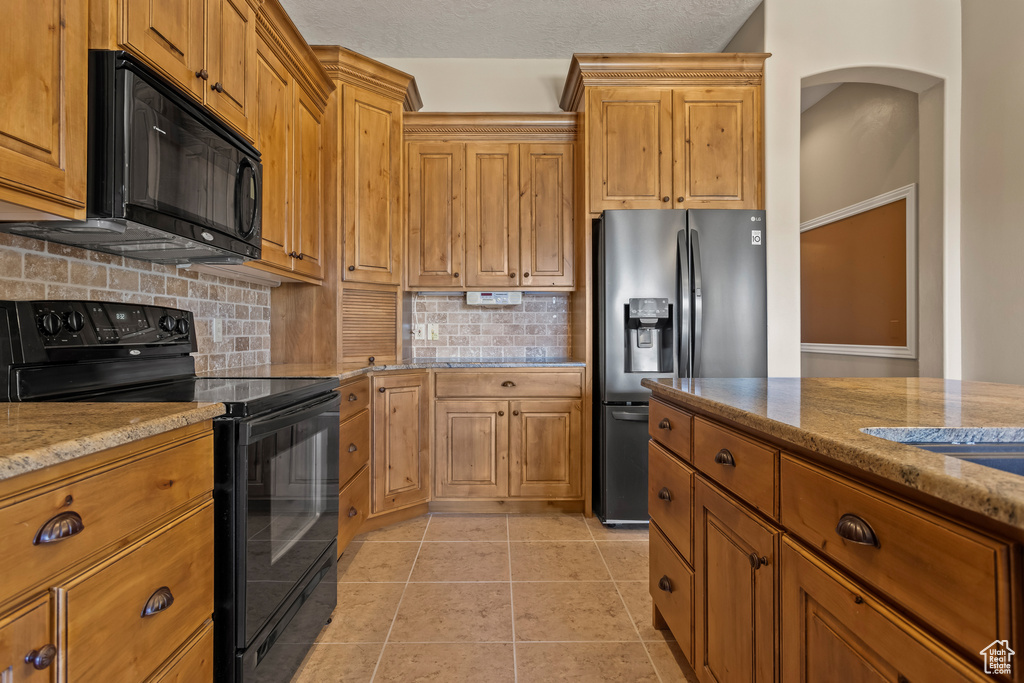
0 51 262 265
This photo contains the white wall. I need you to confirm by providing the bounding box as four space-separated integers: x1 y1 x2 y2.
381 58 569 111
960 0 1024 384
760 0 962 378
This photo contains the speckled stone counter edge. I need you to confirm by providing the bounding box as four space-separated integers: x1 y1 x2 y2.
642 379 1024 531
202 359 586 382
0 403 225 483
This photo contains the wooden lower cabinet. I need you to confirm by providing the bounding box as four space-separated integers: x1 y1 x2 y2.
371 372 430 514
694 477 778 683
781 539 987 682
0 598 52 683
149 620 215 683
651 522 695 665
508 399 581 499
435 400 509 498
338 466 370 554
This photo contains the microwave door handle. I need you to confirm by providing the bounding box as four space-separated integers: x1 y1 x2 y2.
691 229 703 377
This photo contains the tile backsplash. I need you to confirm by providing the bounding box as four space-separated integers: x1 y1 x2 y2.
409 293 570 360
0 233 270 373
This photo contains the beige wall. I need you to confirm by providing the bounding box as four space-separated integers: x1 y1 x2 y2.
724 2 764 53
961 0 1024 384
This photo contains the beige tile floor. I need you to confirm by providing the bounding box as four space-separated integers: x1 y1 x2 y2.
291 512 699 683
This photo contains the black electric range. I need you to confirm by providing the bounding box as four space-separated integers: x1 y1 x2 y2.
0 300 340 683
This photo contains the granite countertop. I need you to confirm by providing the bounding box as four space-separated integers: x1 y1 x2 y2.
201 358 585 381
642 377 1024 531
0 402 225 483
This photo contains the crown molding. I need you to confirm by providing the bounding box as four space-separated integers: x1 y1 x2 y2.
312 46 422 111
559 52 771 111
403 113 578 141
255 1 335 110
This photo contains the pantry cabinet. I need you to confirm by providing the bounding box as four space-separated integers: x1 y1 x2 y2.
0 0 88 220
404 114 577 290
560 54 767 213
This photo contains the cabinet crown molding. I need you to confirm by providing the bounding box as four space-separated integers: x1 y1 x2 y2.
559 52 771 111
404 112 577 141
312 46 422 111
257 0 335 109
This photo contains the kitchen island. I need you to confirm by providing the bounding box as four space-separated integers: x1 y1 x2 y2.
643 376 1023 683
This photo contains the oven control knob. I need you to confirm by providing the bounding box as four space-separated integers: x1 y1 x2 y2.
65 310 85 332
39 312 62 336
175 318 190 336
159 315 177 332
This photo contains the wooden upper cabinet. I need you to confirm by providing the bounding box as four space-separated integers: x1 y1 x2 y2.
343 87 403 284
204 0 256 139
673 86 759 209
407 142 465 288
588 88 673 210
519 143 574 287
0 0 87 219
292 89 325 279
253 38 293 272
466 143 520 288
122 0 205 100
371 373 430 514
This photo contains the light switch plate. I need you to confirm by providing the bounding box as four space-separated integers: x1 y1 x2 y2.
428 323 439 340
413 324 426 340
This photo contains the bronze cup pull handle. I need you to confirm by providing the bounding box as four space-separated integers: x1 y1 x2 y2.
348 393 358 401
142 586 174 618
714 449 735 467
501 380 516 387
658 418 671 430
34 511 85 545
835 514 879 547
657 487 672 502
658 576 673 593
348 507 358 518
348 443 358 453
25 644 56 670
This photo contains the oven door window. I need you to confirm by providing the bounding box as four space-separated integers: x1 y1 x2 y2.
244 407 339 644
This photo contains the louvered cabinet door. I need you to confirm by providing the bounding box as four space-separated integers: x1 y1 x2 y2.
340 287 399 365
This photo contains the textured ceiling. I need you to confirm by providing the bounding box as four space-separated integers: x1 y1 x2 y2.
279 0 763 59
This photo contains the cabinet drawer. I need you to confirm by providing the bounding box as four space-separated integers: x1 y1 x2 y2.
0 597 52 683
65 502 214 683
648 441 694 563
435 371 582 398
693 417 776 516
338 466 369 555
0 430 213 605
338 376 370 422
650 522 694 665
649 399 691 459
780 455 1013 656
340 409 370 487
148 620 214 683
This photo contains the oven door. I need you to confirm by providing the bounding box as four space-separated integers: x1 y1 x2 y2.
237 391 340 647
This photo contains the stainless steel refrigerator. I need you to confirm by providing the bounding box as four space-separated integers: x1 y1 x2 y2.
594 209 767 523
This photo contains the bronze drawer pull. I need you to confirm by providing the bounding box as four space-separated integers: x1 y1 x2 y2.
348 265 356 271
501 380 516 387
512 410 520 416
509 272 516 278
658 576 673 593
348 443 358 452
658 418 671 430
662 196 670 202
25 644 56 670
453 272 460 278
714 449 735 467
378 387 386 393
748 553 767 569
34 511 85 545
348 393 358 401
657 487 672 502
498 410 504 416
835 514 879 547
142 587 174 617
348 507 358 518
523 272 530 278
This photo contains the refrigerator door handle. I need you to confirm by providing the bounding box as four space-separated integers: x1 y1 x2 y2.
610 409 650 422
691 229 703 377
677 229 690 378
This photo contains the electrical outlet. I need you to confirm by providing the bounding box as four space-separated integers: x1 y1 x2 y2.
213 319 223 343
428 323 439 340
413 324 426 340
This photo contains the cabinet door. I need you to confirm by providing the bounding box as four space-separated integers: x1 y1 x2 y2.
204 0 256 140
435 401 509 498
407 142 465 288
781 539 986 683
465 143 520 287
0 598 53 683
123 0 205 100
253 38 293 272
587 88 673 211
673 87 760 209
343 87 403 284
371 374 430 513
519 143 574 288
291 89 325 279
508 399 581 499
694 478 777 683
0 0 87 219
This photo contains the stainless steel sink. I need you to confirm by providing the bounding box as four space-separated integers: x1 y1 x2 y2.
905 442 1024 476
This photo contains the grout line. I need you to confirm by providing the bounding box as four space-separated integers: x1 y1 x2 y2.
368 513 431 682
507 514 518 683
587 518 665 683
